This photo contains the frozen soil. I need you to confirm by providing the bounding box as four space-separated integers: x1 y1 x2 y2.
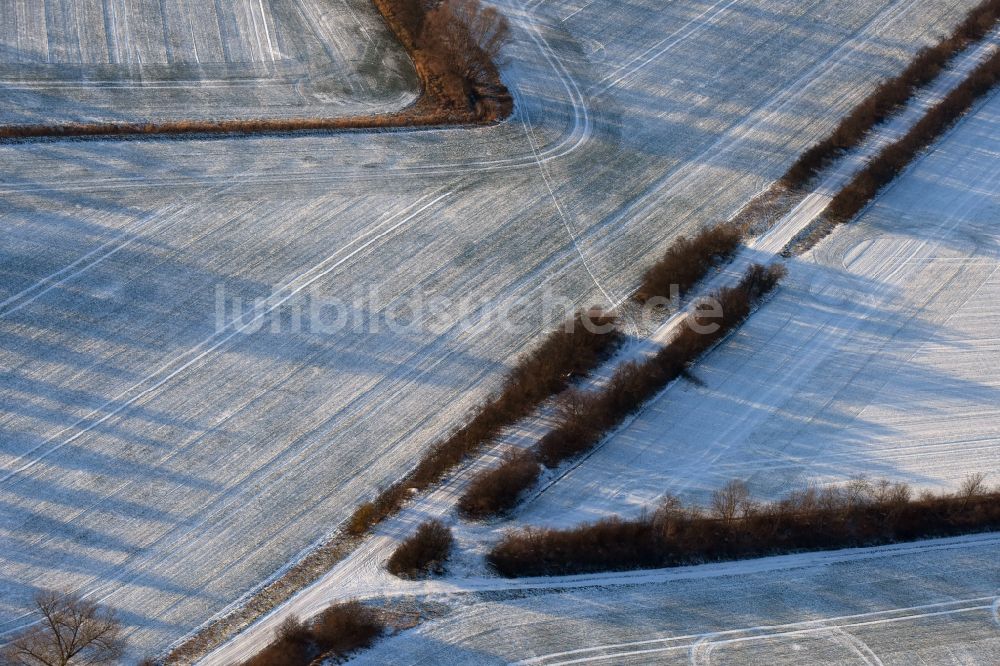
354 535 1000 665
518 64 1000 529
0 0 419 124
0 0 987 659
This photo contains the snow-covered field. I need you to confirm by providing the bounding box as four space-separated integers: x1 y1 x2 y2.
0 0 418 123
356 535 1000 664
2 0 285 65
0 0 988 659
520 65 1000 529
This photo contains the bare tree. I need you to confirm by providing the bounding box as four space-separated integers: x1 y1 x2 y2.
652 493 690 539
421 0 510 102
456 0 510 66
959 472 988 499
711 480 752 527
0 591 125 666
555 388 595 425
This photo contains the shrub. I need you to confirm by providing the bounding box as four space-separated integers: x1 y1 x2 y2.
348 501 380 536
634 223 743 303
347 310 622 536
312 601 383 655
241 617 312 666
826 48 1000 224
783 0 1000 188
488 477 1000 577
241 602 384 666
537 264 786 467
458 451 543 519
386 520 455 578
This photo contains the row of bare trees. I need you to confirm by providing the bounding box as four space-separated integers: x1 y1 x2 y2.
633 223 743 304
826 48 1000 225
240 602 383 666
782 0 1000 188
488 475 1000 577
347 310 623 536
458 264 787 520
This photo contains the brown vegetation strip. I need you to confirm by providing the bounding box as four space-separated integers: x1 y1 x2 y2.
488 476 1000 577
633 223 743 305
457 449 543 519
782 0 1000 188
826 48 1000 224
346 310 623 535
0 0 512 141
458 264 787 520
240 601 384 666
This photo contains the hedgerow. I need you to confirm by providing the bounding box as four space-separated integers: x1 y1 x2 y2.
538 264 785 468
347 310 623 535
782 0 1000 187
633 223 743 304
457 451 542 519
826 48 1000 224
488 476 1000 577
459 264 786 520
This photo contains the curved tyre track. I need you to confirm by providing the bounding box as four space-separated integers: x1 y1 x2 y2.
0 0 987 659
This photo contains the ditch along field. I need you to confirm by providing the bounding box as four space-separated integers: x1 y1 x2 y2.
0 0 987 660
0 0 419 125
519 57 1000 530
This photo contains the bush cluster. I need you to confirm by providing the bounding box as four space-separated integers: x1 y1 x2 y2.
826 48 1000 223
458 264 785 520
386 519 454 577
538 264 785 467
347 310 622 535
782 0 1000 188
374 0 513 118
457 451 542 519
488 476 1000 577
242 602 383 666
633 223 743 304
